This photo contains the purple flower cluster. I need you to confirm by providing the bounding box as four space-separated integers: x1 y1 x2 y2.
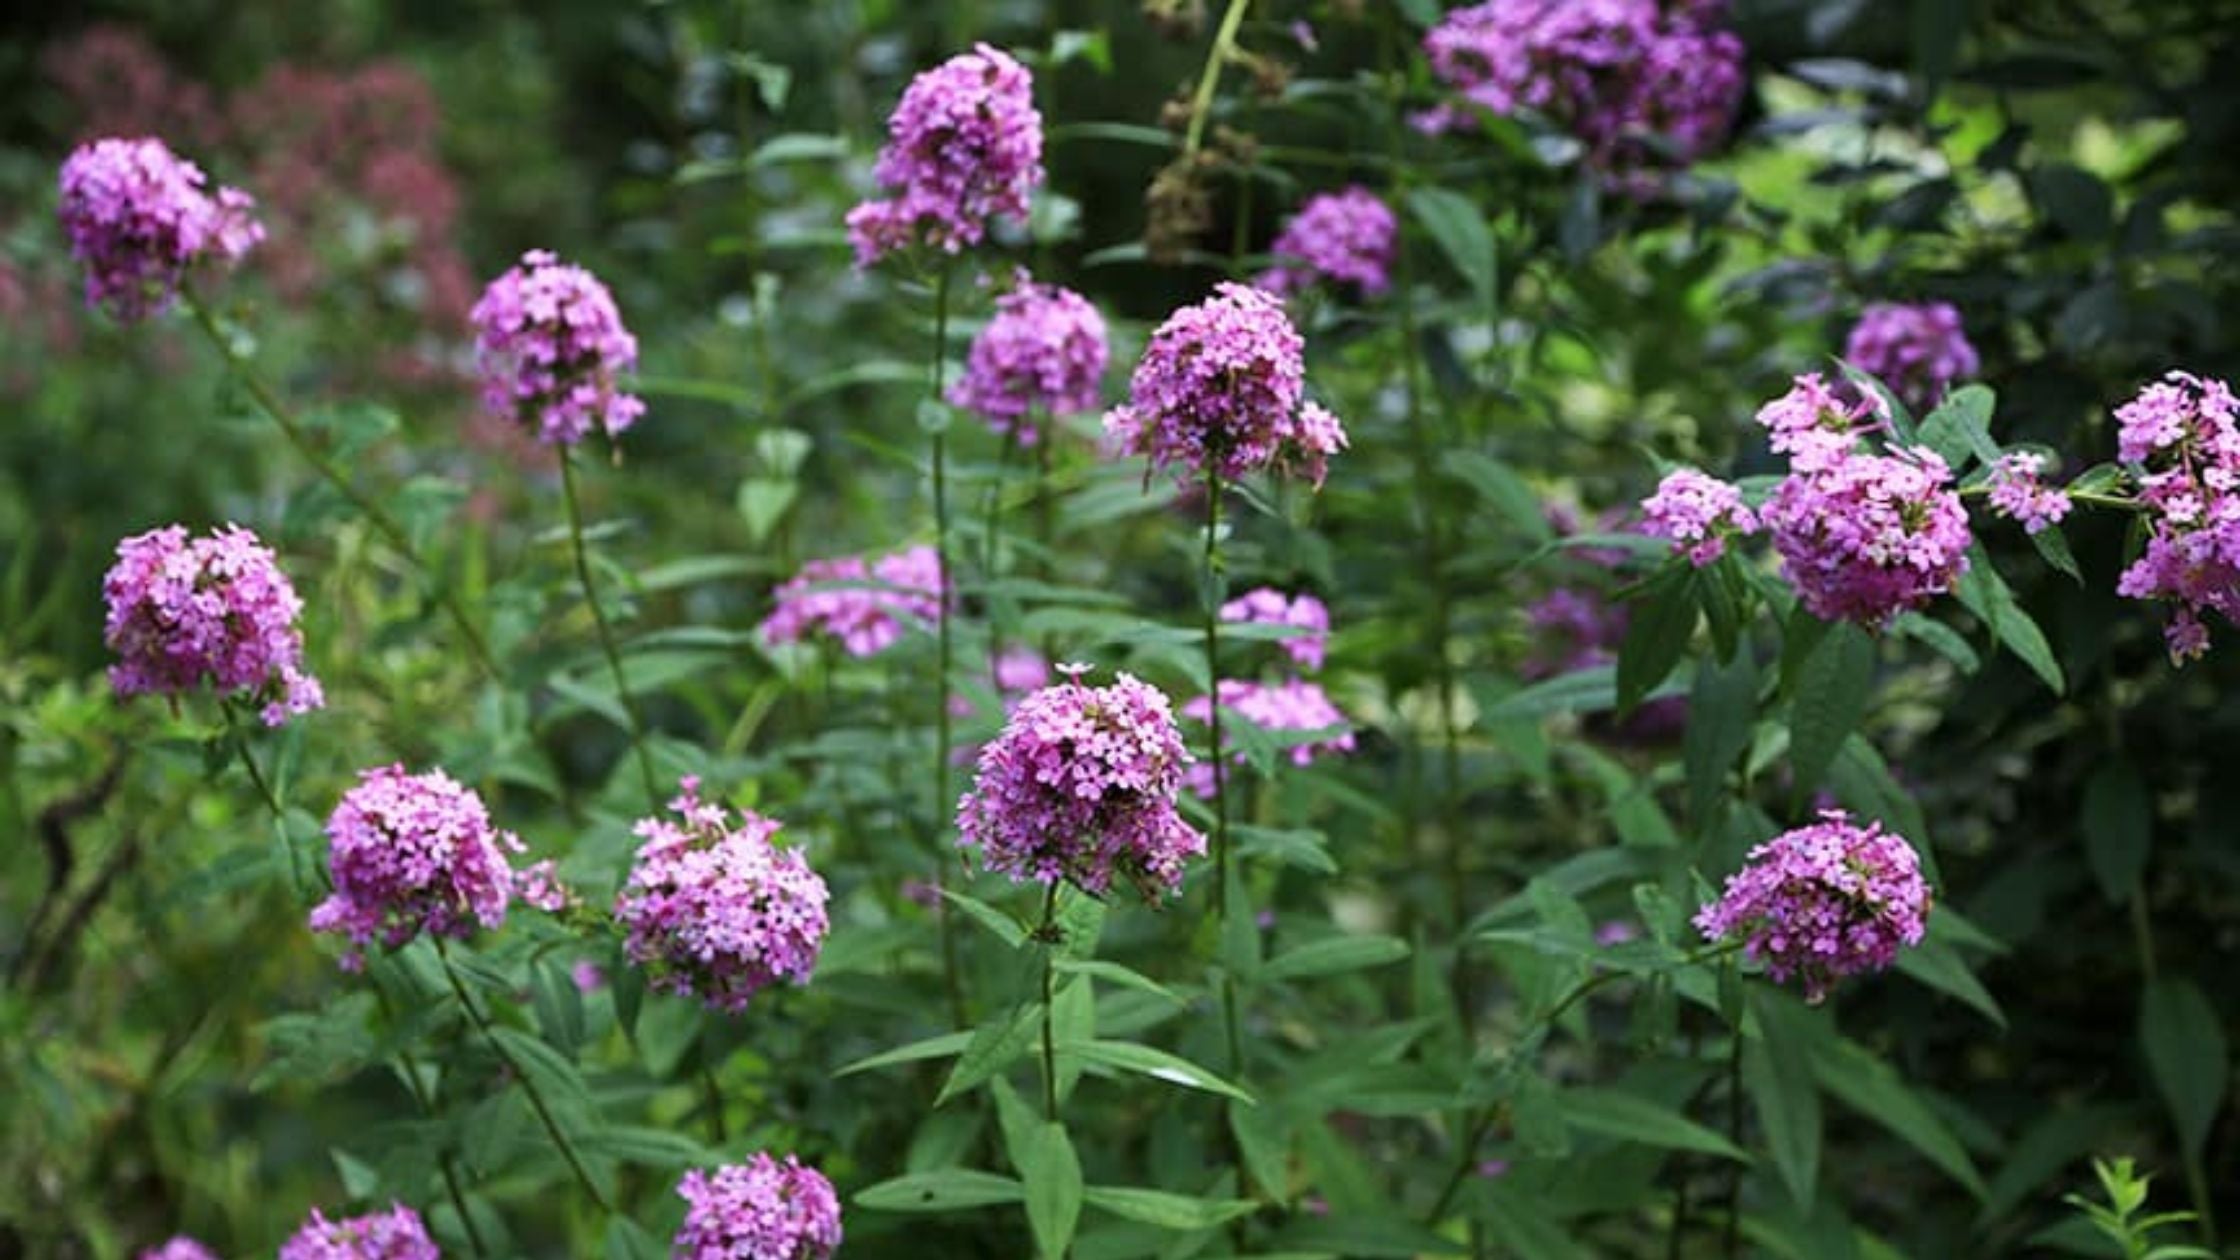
102 523 324 726
469 249 645 446
138 1240 218 1260
58 136 262 322
1221 587 1332 671
1693 809 1931 1004
616 778 830 1013
1417 0 1746 184
1105 283 1347 487
673 1155 843 1260
759 544 944 658
308 765 527 970
1986 452 2073 537
1181 678 1355 798
846 43 1044 266
1842 301 1980 413
2111 372 2240 662
957 667 1205 902
948 274 1108 445
1640 468 1757 566
1257 186 1397 299
278 1203 438 1260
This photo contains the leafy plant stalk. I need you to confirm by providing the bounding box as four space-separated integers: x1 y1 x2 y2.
928 261 969 1029
558 444 660 809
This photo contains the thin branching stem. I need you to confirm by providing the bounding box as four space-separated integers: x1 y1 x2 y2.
559 444 660 809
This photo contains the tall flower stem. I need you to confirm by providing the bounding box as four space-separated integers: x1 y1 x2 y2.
558 445 660 809
1183 0 1255 160
928 261 969 1029
182 292 498 680
434 937 613 1215
372 983 490 1258
224 704 302 895
1038 880 1063 1121
1200 467 1233 923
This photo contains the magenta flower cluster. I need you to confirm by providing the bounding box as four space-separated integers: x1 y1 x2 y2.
1842 301 1980 413
102 523 324 726
673 1155 843 1260
957 667 1205 902
1641 468 1757 566
846 43 1044 266
278 1203 438 1260
1985 452 2073 537
1182 678 1355 798
2110 372 2240 661
1105 283 1347 487
1693 809 1931 1004
616 778 830 1013
137 1241 217 1260
1221 587 1332 671
1417 0 1746 184
308 765 528 970
1257 186 1397 299
948 273 1108 445
759 544 944 658
58 136 262 322
469 249 645 446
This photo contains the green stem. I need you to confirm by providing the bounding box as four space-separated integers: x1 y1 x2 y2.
182 292 499 679
559 445 660 809
1182 0 1254 159
434 938 613 1214
373 984 489 1258
1039 880 1062 1121
224 706 303 895
1202 466 1232 922
929 262 969 1030
1721 1010 1744 1258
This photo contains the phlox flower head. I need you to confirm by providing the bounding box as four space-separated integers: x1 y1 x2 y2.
948 274 1107 445
102 523 323 726
278 1203 438 1260
1257 186 1397 299
138 1241 218 1260
846 43 1043 266
958 667 1205 902
309 765 526 970
1693 809 1931 1003
1105 283 1347 487
674 1155 843 1260
1843 301 1979 413
759 544 944 658
1220 587 1332 670
2109 371 2240 662
1762 445 1971 627
1754 372 1874 473
1417 0 1745 188
470 249 645 446
58 136 262 322
1986 452 2073 537
1640 469 1758 566
1181 677 1355 797
617 778 829 1013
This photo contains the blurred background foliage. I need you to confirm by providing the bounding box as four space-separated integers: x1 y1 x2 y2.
3 0 2238 1256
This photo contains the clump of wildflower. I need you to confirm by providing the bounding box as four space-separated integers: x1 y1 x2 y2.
102 523 323 726
1843 301 1979 413
1640 469 1758 566
1105 283 1347 487
948 274 1108 445
58 136 262 322
1181 677 1355 797
138 1241 218 1260
309 766 526 970
2109 372 2240 662
469 249 645 446
1693 809 1931 1003
1221 587 1332 670
1762 445 1971 626
958 666 1205 901
278 1203 438 1260
846 44 1043 266
1257 186 1396 299
617 778 829 1013
1986 452 2073 536
673 1155 843 1260
759 544 944 658
1417 0 1745 185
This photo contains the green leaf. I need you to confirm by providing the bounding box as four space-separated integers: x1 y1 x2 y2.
1747 991 1825 1210
604 1218 665 1260
1617 567 1697 715
940 888 1029 949
1022 1123 1084 1258
735 478 798 545
1082 1185 1258 1229
1686 642 1757 824
1560 1086 1748 1160
577 1125 716 1170
938 1004 1044 1106
1895 932 2006 1028
2139 978 2229 1159
856 1169 1025 1212
488 1026 596 1116
1260 935 1411 982
1062 1039 1254 1103
1788 619 1874 794
837 1030 974 1077
1812 1038 1986 1198
1406 186 1497 303
1443 452 1549 542
2081 760 2152 904
2030 521 2084 583
1953 552 2064 693
1916 385 2000 473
